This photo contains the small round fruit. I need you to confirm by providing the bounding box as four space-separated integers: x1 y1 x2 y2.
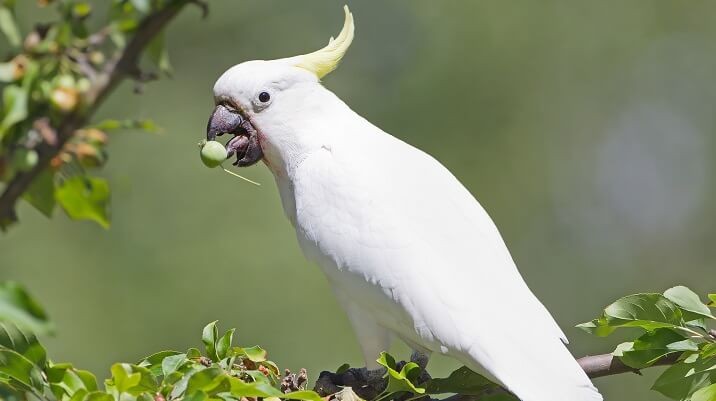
50 86 79 112
13 149 38 172
200 140 227 168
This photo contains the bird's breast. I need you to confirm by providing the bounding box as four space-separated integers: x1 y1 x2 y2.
275 147 419 335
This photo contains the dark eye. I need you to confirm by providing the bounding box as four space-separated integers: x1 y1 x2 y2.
258 92 271 103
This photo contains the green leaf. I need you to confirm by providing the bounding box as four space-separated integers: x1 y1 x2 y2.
186 367 229 395
138 350 182 376
139 350 182 367
335 363 350 374
107 363 157 395
605 294 682 327
243 369 271 384
74 369 98 392
703 344 716 359
283 390 324 401
0 85 28 139
579 293 683 336
23 170 56 218
109 363 140 393
708 294 715 308
687 318 709 332
576 317 616 337
376 352 425 395
47 362 72 395
56 176 111 229
0 282 53 335
161 353 187 377
240 346 267 363
426 366 506 396
619 329 698 369
169 365 199 399
0 6 20 47
148 32 172 76
653 358 716 400
216 329 235 360
183 391 208 401
48 365 97 398
612 342 634 357
202 321 219 361
68 388 88 401
84 392 114 401
227 376 284 398
692 383 716 401
187 347 201 359
0 324 47 372
664 286 714 320
0 348 45 391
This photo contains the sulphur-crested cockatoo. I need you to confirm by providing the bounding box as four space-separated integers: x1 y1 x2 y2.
206 7 601 401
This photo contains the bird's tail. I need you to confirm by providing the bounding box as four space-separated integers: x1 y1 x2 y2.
465 337 602 401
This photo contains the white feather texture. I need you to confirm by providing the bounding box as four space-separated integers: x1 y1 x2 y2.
213 52 602 401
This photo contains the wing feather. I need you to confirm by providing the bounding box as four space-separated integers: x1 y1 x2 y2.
290 118 601 401
334 128 599 401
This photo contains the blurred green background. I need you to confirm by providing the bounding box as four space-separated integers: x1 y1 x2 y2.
2 1 715 400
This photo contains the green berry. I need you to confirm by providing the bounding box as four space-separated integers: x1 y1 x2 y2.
200 140 227 168
12 149 38 172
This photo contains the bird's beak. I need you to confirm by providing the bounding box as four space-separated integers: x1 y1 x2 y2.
206 104 263 167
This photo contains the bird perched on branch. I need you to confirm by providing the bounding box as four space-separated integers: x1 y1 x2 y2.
206 6 602 401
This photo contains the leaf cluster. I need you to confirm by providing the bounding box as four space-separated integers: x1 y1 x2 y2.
0 0 176 230
3 281 714 401
579 285 716 401
0 319 325 401
0 282 518 401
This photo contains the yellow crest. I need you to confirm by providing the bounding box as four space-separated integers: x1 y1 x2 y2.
293 6 354 79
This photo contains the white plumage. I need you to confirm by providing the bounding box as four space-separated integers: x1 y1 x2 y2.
210 7 602 401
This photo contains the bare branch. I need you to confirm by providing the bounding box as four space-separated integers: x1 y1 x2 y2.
439 353 682 401
577 351 680 379
0 0 193 228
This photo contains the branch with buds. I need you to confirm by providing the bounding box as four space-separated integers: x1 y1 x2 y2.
0 0 198 229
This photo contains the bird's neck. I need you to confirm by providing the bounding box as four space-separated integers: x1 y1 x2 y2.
258 87 353 179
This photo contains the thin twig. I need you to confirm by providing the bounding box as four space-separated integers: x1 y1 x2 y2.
66 49 97 81
577 351 680 379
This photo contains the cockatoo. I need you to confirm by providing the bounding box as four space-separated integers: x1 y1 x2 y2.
206 6 602 401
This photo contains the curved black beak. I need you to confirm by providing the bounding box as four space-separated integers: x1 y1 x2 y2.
206 104 263 167
206 104 242 141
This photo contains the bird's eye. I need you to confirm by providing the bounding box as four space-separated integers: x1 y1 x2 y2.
258 92 271 103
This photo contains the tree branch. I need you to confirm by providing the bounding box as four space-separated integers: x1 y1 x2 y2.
0 0 193 228
440 353 681 401
577 351 680 379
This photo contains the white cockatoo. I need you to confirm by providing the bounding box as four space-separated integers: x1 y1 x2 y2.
206 7 602 401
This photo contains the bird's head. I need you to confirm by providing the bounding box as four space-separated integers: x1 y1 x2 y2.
207 6 354 173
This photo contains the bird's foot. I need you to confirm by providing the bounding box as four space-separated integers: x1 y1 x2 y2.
407 350 432 385
314 367 388 400
313 352 431 400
